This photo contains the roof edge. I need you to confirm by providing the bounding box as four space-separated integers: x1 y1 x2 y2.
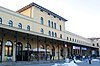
17 2 68 22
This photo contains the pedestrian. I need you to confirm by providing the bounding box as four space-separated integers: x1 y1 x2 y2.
31 53 34 61
88 55 92 64
73 55 76 63
50 54 52 60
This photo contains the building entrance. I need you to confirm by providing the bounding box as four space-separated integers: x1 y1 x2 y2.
16 42 23 61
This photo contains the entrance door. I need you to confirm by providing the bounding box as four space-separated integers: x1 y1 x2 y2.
16 42 23 61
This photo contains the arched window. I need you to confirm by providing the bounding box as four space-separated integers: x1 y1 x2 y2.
40 28 44 34
27 25 30 31
48 20 50 27
40 17 43 25
54 23 56 29
8 20 13 27
5 40 13 56
51 21 53 28
55 32 57 37
60 34 62 38
0 17 2 24
52 32 54 37
18 23 22 29
60 25 62 31
48 31 51 36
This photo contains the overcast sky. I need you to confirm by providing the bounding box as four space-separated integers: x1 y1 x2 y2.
0 0 100 38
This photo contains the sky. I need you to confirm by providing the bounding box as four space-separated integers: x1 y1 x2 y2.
0 0 100 38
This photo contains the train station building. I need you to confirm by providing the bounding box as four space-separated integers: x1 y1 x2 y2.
0 2 99 62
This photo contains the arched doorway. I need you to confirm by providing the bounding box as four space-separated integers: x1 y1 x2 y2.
5 40 13 61
16 42 23 61
23 43 31 61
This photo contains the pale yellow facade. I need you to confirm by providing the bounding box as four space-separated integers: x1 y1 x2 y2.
19 6 65 39
0 2 99 62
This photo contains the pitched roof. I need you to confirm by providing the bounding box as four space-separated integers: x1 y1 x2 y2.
17 2 68 22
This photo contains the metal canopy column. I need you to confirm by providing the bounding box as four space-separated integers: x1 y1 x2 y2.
63 41 65 60
15 31 18 62
52 39 54 60
1 29 4 62
80 47 82 56
37 36 39 61
58 42 60 60
45 37 47 61
27 34 29 61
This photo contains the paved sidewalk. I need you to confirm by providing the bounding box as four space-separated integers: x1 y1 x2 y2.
0 60 64 66
0 60 100 66
77 61 100 66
